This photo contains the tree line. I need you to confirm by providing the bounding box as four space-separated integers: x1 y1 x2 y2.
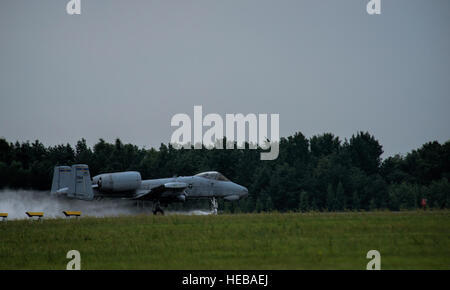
0 131 449 212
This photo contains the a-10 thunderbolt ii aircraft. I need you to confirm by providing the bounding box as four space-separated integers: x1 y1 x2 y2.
51 164 248 215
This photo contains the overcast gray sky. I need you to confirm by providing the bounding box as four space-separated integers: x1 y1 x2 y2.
0 0 449 157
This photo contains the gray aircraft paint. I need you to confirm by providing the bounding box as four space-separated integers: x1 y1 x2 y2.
51 165 248 212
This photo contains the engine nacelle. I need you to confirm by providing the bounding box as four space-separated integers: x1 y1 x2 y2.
93 171 142 192
224 195 240 201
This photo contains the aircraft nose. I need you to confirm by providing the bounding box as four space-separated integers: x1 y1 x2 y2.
240 186 249 197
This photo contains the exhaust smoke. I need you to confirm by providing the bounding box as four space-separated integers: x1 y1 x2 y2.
0 189 213 220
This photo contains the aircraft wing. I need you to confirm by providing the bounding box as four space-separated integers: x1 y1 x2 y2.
131 182 188 200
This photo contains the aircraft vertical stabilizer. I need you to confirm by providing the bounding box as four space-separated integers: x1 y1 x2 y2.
68 164 94 200
50 166 72 195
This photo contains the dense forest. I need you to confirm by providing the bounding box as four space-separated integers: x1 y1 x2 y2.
0 131 449 212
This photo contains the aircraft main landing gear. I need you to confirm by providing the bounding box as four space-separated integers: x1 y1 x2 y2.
210 197 218 215
152 201 164 215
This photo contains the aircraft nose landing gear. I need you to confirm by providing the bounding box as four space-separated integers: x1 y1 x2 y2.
153 201 164 215
210 197 218 215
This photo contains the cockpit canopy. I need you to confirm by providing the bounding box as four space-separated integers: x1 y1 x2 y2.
195 171 230 181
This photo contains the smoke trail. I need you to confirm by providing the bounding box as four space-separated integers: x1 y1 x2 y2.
0 189 213 220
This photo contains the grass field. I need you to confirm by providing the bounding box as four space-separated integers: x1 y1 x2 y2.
0 210 449 269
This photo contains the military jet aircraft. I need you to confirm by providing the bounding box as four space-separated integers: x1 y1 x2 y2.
51 164 248 215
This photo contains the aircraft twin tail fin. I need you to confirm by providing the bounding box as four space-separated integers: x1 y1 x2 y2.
51 164 94 200
51 165 72 195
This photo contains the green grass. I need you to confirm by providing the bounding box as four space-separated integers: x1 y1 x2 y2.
1 211 449 269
